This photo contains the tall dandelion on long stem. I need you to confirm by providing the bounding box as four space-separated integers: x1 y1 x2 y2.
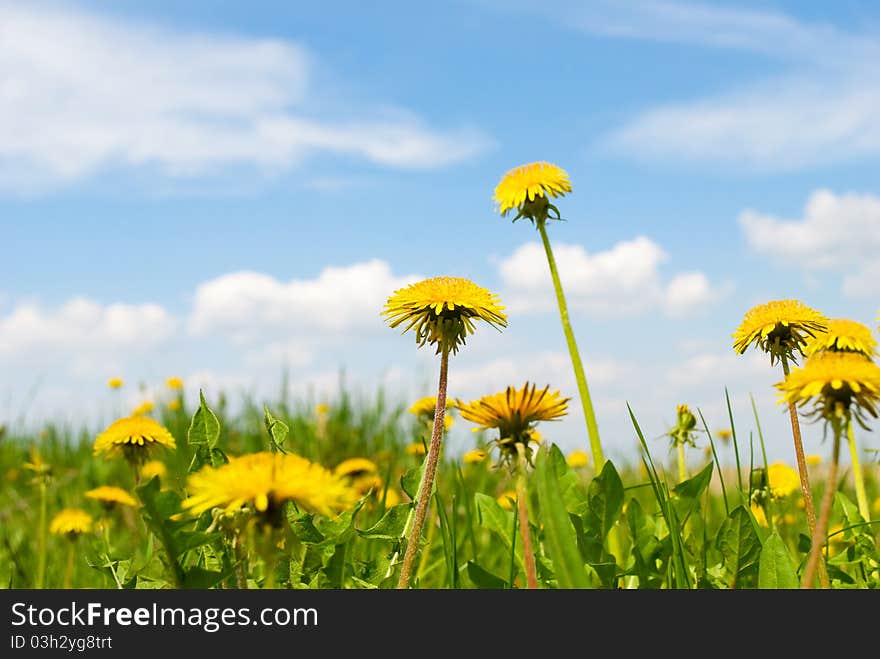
383 276 507 589
457 382 570 589
494 162 604 468
804 318 878 522
733 299 829 587
775 351 880 588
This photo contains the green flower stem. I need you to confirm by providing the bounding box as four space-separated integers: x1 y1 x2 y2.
515 444 539 589
396 347 450 589
780 355 829 588
676 442 687 484
802 422 842 589
36 480 47 589
63 542 75 589
846 423 871 522
537 220 604 468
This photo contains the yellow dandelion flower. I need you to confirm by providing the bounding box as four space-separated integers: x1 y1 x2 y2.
382 276 507 354
107 377 124 390
93 415 176 461
131 401 154 416
496 489 517 511
85 486 138 507
775 351 880 430
463 448 488 464
141 460 168 481
733 299 828 365
49 508 93 538
334 458 379 479
805 318 878 359
166 376 184 389
750 503 769 528
382 487 403 507
182 451 358 519
566 449 590 468
806 454 822 467
767 462 800 499
315 403 330 417
456 382 569 442
167 399 182 412
494 161 572 221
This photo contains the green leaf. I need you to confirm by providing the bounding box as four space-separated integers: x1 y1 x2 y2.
758 532 799 589
135 476 187 588
288 511 325 544
401 460 426 500
717 505 761 588
182 567 227 589
466 560 508 589
535 444 591 589
673 461 714 500
547 443 588 515
585 459 624 538
474 493 522 566
357 503 411 540
314 499 366 546
188 390 221 448
263 405 289 453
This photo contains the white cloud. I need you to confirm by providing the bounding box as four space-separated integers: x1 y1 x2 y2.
497 237 723 316
504 1 880 170
739 189 880 296
0 3 488 190
0 297 175 357
189 259 421 339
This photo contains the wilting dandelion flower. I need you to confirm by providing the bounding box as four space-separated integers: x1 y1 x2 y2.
383 276 507 355
183 452 357 522
93 415 176 470
140 460 168 481
85 486 138 508
50 508 93 538
805 318 878 359
166 376 184 389
665 404 700 483
334 458 383 496
776 351 880 588
566 449 589 468
383 276 506 589
107 378 124 390
733 299 828 366
463 449 488 464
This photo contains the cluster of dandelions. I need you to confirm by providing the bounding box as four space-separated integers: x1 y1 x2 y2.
733 299 880 588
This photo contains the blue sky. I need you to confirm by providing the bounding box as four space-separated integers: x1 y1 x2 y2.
2 0 879 469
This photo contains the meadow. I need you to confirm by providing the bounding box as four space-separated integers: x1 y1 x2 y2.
2 162 878 590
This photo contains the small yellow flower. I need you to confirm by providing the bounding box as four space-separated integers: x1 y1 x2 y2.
93 415 176 461
806 454 822 467
496 489 517 511
315 403 330 417
494 161 572 222
107 377 124 390
141 460 168 481
166 376 184 390
167 399 181 412
406 442 427 457
50 508 93 538
463 448 488 464
131 401 154 416
382 487 403 507
334 458 383 496
775 351 880 430
182 451 358 519
409 396 455 430
85 486 138 508
566 449 590 468
382 276 507 355
716 429 733 442
733 299 828 366
766 462 800 499
805 318 878 359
